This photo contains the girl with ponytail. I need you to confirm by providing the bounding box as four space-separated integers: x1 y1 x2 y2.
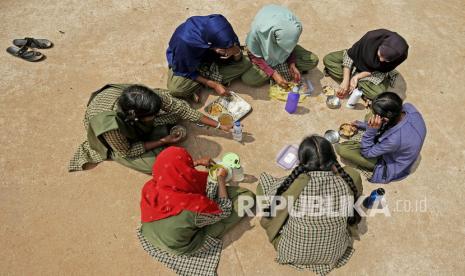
336 92 426 183
256 135 362 275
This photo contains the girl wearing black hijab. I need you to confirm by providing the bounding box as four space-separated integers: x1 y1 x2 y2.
323 29 409 100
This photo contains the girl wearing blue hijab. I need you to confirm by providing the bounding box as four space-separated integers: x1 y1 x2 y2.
167 15 252 101
241 5 319 88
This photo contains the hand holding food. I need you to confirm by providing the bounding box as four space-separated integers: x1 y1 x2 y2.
349 76 359 91
162 133 183 144
272 71 289 88
337 79 350 98
217 167 228 179
213 82 231 97
214 45 241 59
169 125 187 140
289 63 301 82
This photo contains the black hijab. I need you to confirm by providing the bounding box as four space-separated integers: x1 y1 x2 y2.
347 29 409 73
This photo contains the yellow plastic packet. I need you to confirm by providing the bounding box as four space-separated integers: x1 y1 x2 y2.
269 83 308 103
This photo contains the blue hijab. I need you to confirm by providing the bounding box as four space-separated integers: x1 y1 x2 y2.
167 15 239 79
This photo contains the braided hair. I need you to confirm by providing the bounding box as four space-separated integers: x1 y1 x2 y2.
333 162 361 225
117 85 162 125
275 165 309 195
269 135 361 225
275 136 334 196
371 92 403 143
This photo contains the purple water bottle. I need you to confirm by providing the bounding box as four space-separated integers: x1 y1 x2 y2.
285 87 300 114
363 188 385 208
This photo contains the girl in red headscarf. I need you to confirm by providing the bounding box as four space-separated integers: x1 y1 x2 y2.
137 146 254 275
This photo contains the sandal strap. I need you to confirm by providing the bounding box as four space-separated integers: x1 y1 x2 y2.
17 45 29 56
24 37 43 48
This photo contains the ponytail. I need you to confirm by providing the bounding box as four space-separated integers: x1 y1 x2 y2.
123 109 139 125
117 85 162 126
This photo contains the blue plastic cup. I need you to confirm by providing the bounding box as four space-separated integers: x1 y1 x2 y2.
285 92 300 114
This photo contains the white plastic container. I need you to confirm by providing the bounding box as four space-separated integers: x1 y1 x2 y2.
276 144 299 170
346 88 363 109
232 121 242 142
231 166 245 182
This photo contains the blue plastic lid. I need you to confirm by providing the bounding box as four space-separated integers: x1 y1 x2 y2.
234 121 241 126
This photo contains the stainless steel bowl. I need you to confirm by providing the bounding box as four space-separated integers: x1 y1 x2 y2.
170 125 187 139
326 96 341 109
324 130 340 144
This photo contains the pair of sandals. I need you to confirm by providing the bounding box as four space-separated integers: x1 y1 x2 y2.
6 37 53 62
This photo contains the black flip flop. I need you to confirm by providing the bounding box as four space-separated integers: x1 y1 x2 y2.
13 37 53 49
6 45 45 62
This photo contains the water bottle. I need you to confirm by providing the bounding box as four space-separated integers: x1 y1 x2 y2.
362 188 385 208
232 121 242 142
346 88 363 109
285 86 300 114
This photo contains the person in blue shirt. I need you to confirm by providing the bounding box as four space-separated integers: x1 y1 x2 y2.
166 14 252 102
336 92 427 183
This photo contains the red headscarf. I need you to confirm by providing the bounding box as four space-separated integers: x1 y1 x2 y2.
141 146 222 223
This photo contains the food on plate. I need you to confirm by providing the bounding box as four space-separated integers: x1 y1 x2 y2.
205 92 252 122
218 113 234 125
339 123 358 138
208 103 224 117
323 85 336 96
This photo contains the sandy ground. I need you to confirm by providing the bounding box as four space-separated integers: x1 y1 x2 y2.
1 0 464 275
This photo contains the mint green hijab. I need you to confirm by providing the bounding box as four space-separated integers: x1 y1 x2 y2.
246 5 302 67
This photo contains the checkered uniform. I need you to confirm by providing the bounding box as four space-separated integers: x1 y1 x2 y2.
199 62 224 83
137 181 231 276
342 50 398 86
137 229 222 276
272 63 293 83
69 85 203 171
259 171 355 276
195 181 233 227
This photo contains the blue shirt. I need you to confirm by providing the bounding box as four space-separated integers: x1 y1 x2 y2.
358 103 427 183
